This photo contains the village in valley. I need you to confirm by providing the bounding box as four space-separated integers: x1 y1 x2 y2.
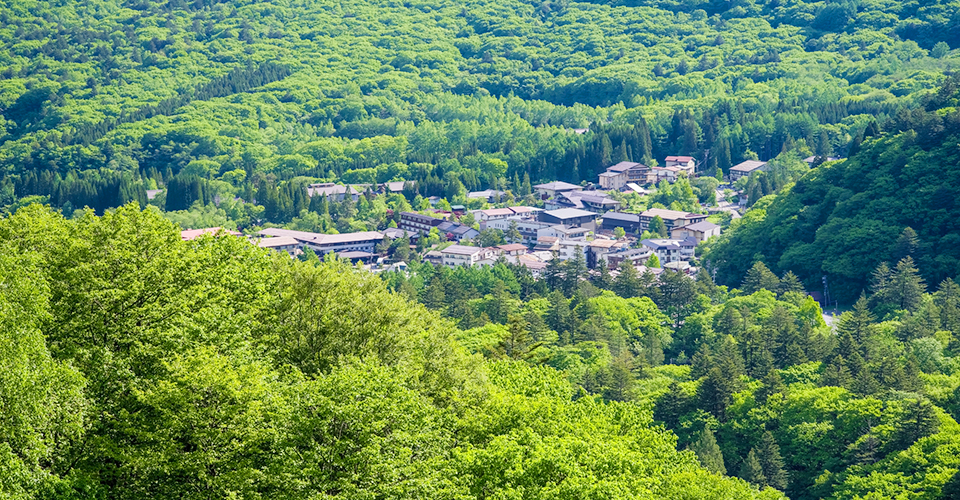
183 153 802 283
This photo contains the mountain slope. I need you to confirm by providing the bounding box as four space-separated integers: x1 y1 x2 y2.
705 77 960 301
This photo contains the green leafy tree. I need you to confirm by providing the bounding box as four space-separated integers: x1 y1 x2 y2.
646 253 661 269
649 216 668 237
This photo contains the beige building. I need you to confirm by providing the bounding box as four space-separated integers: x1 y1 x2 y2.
440 245 499 268
729 160 768 181
671 221 721 242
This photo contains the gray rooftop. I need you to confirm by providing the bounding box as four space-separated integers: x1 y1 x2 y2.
534 181 581 191
730 160 768 172
543 208 597 219
684 221 721 232
602 212 641 222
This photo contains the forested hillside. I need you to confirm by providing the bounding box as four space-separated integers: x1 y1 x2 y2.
381 236 960 499
705 76 960 302
0 203 786 499
1 0 958 223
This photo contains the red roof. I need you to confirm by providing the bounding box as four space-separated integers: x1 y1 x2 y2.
665 156 695 162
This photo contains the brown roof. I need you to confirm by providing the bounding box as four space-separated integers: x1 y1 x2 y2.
497 244 528 252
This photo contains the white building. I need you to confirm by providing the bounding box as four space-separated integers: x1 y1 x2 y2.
484 217 563 246
440 245 499 268
258 228 383 255
664 156 696 176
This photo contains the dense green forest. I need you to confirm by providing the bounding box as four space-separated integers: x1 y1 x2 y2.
380 239 960 499
1 0 959 225
4 203 960 498
0 203 789 499
5 0 960 497
705 76 960 302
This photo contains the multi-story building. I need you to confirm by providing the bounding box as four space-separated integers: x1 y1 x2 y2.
484 217 561 246
440 245 498 268
671 221 721 243
641 238 697 264
600 212 643 234
257 228 384 255
538 208 598 230
664 156 696 176
399 212 444 234
638 208 708 232
534 181 581 199
306 183 361 201
438 221 480 242
256 236 301 257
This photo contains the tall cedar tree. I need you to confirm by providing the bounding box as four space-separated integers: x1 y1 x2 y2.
756 431 788 490
742 261 780 294
691 428 727 475
890 257 926 312
655 381 692 429
778 271 805 295
739 449 766 487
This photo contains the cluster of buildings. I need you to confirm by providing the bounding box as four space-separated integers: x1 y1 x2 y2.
597 156 697 190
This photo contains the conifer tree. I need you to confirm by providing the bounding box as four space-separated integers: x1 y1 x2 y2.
614 260 642 298
837 294 876 349
742 261 780 294
778 271 805 295
821 355 852 388
563 246 587 295
756 431 788 490
546 290 572 343
892 227 920 262
943 470 960 500
756 369 785 404
739 449 766 487
870 261 893 308
935 279 960 335
698 367 736 420
603 352 635 401
888 398 940 453
852 366 880 396
850 433 880 466
592 264 613 290
497 314 541 360
890 257 926 312
655 381 692 429
691 428 727 475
